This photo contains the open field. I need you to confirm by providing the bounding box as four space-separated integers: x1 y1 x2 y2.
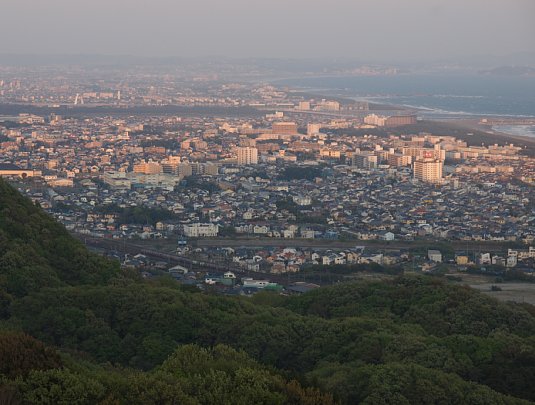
450 273 535 305
469 282 535 305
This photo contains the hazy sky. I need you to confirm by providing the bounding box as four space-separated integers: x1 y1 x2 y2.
1 0 534 61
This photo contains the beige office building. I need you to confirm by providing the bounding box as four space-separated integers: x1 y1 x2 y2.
133 161 162 174
413 159 443 183
272 122 298 135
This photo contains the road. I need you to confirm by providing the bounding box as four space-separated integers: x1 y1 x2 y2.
193 237 509 253
76 234 513 289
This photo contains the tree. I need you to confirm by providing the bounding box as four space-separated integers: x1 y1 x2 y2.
0 331 62 378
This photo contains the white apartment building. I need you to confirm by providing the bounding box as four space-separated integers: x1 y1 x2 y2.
183 223 219 237
363 114 387 126
413 159 443 183
102 171 131 189
237 146 258 165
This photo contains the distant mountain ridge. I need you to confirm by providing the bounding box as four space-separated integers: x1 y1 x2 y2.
479 65 535 76
1 52 535 70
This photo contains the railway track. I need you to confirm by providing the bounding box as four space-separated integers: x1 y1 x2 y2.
75 234 307 285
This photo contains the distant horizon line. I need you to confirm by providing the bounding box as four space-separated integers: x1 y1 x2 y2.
0 51 534 66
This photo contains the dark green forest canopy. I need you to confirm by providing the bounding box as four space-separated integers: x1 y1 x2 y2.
1 178 535 404
0 179 119 300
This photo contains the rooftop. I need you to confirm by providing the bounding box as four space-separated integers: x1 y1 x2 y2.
0 163 23 170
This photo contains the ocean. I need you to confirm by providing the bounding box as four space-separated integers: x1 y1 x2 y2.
276 74 535 137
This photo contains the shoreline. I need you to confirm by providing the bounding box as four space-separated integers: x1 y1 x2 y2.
444 119 535 147
273 74 535 120
281 84 535 147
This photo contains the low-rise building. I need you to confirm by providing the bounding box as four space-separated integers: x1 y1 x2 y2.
183 223 219 237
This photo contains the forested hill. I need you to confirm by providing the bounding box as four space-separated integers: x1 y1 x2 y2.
0 178 118 300
1 179 535 404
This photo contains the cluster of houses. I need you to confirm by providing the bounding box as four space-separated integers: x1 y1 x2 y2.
196 245 535 275
204 246 407 274
2 107 534 248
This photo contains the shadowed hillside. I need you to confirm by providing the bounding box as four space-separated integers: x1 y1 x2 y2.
0 179 119 300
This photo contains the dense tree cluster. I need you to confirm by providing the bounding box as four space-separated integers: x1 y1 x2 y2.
0 331 62 378
181 176 221 193
1 340 333 405
275 198 326 225
97 203 178 226
0 179 118 302
1 179 534 404
278 166 323 181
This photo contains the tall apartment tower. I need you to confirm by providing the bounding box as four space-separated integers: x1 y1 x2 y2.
237 147 258 165
413 159 443 183
353 152 378 169
307 123 321 136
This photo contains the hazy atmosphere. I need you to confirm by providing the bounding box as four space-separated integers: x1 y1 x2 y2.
1 0 534 61
3 0 535 404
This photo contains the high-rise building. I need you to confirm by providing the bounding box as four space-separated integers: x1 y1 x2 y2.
178 163 193 177
374 149 390 163
363 114 387 126
385 115 417 127
402 145 445 161
307 123 321 136
133 160 162 174
161 156 181 174
237 147 258 165
388 153 412 167
413 159 443 183
315 100 340 111
298 101 311 111
191 162 219 176
352 152 378 169
272 122 298 135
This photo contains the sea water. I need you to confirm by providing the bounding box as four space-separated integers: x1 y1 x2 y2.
277 74 535 137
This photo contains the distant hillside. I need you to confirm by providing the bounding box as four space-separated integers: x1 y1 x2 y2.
479 66 535 76
0 179 118 300
1 181 535 404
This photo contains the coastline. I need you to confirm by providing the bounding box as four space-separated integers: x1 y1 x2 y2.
394 119 535 156
274 74 535 118
452 120 535 147
280 83 535 150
